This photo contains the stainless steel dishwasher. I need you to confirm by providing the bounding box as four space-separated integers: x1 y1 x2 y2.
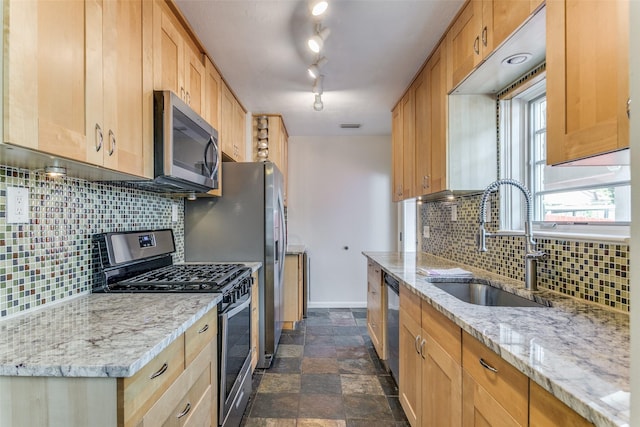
384 272 400 383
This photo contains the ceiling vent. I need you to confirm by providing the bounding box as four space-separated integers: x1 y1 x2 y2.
340 123 361 129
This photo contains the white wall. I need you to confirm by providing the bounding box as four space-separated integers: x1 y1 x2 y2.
629 1 639 423
287 135 397 308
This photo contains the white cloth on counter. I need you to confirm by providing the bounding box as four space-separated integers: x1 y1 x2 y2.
417 267 473 277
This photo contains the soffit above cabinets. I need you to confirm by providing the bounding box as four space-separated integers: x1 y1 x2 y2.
452 7 546 95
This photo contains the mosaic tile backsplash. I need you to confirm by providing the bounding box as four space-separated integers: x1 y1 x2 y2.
420 192 630 312
0 165 185 318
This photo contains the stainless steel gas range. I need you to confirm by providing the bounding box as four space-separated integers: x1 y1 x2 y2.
93 228 252 427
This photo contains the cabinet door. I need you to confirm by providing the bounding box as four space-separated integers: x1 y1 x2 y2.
220 83 235 160
447 0 483 92
481 0 532 56
391 104 404 201
4 0 87 157
153 2 184 97
462 370 522 427
104 0 145 176
529 381 594 427
423 336 462 427
233 99 247 161
366 262 384 358
546 0 629 164
251 272 260 372
426 42 448 194
402 90 416 199
399 311 422 426
205 57 222 130
462 332 528 426
414 69 429 196
184 44 205 116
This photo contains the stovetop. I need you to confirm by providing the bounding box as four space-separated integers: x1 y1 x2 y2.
105 263 251 293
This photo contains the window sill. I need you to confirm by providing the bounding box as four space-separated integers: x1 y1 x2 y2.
495 229 630 244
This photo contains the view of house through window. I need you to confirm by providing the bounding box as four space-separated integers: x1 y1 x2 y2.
501 78 630 234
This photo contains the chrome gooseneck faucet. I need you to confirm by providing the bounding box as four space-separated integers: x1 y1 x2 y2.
477 179 547 290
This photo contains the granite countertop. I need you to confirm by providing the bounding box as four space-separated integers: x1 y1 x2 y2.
286 244 307 254
0 293 222 378
363 251 629 427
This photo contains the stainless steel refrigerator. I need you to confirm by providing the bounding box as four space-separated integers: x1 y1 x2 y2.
184 161 286 369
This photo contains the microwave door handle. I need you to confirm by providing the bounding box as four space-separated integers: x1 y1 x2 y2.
203 137 219 179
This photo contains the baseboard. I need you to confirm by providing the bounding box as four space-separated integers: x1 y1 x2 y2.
307 301 367 309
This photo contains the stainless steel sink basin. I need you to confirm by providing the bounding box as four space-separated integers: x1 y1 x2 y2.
431 280 549 308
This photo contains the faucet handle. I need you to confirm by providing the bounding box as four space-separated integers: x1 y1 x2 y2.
526 250 547 261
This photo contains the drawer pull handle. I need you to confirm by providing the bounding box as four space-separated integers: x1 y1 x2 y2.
198 324 209 334
473 36 480 55
149 362 168 379
414 335 421 354
177 402 191 419
479 358 498 373
420 339 426 360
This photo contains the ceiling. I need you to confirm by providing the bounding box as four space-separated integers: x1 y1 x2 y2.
174 0 465 137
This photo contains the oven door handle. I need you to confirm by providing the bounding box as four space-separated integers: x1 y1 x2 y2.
221 294 251 318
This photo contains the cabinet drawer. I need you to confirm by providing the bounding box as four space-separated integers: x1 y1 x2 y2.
185 307 217 366
122 335 185 426
399 284 421 324
422 302 461 362
139 341 213 426
462 331 528 426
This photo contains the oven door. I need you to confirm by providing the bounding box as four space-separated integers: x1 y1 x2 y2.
219 292 252 427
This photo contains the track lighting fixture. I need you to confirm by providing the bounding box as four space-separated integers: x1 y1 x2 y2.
307 57 328 79
309 0 328 16
313 94 324 111
308 26 330 53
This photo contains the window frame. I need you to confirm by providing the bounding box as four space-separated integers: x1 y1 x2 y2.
498 79 630 241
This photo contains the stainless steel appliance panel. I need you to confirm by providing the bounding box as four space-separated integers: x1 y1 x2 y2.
185 162 285 369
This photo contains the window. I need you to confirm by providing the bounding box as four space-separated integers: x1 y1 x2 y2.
500 78 630 238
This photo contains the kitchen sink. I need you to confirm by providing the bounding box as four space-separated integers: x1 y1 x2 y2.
431 280 549 308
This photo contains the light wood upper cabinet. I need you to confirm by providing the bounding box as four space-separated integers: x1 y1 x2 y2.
4 0 87 156
86 0 146 177
447 0 536 92
204 57 223 196
253 115 289 205
152 0 205 116
221 83 247 162
415 41 448 196
402 90 417 199
391 104 404 201
546 0 629 164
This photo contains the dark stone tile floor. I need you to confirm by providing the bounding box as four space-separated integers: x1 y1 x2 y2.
241 308 409 427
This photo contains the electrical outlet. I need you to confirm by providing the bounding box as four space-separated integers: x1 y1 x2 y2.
451 205 457 221
423 226 430 239
7 186 30 223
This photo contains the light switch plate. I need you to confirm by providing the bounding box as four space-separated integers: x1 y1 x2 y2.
171 203 179 223
7 186 30 223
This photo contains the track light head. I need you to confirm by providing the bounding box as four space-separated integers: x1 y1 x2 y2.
307 57 328 79
309 0 328 16
308 27 330 53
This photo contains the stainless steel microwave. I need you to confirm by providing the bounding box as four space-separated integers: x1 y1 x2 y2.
152 90 219 193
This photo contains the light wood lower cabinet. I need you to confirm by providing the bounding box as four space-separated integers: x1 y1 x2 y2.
283 254 305 330
529 381 593 427
399 285 462 427
462 332 528 427
367 261 385 359
251 271 260 372
0 307 218 427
